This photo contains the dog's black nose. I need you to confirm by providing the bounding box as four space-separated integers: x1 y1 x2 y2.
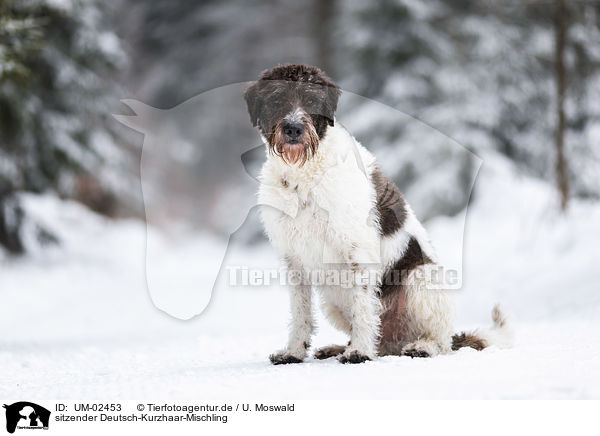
283 122 303 141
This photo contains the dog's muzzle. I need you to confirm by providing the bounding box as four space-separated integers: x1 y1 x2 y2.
271 115 319 166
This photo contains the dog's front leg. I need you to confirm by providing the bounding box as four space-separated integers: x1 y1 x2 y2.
339 286 381 364
269 284 314 365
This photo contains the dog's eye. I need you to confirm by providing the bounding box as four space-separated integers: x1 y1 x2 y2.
305 96 321 106
272 99 282 106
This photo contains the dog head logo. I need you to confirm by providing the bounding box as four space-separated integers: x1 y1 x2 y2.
3 402 50 434
114 65 480 320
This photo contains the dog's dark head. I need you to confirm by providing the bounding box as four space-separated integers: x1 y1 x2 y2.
244 64 340 166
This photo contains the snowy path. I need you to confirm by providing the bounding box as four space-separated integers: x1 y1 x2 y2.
2 277 599 399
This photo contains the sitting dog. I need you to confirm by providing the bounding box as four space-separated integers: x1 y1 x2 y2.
244 64 511 364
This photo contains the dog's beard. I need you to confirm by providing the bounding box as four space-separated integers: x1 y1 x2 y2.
269 119 319 166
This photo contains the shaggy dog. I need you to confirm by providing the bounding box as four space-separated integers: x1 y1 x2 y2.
244 64 511 364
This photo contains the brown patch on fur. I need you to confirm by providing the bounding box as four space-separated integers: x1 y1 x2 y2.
381 238 433 294
451 333 487 351
378 285 409 355
314 344 346 359
377 238 433 355
492 305 506 328
370 167 407 236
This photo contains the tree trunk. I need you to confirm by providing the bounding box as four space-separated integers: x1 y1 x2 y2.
555 0 569 211
313 0 337 77
0 197 25 255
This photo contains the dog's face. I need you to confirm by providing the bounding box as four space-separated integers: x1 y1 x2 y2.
244 64 340 166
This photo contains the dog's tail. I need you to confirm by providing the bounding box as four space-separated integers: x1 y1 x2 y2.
452 304 513 351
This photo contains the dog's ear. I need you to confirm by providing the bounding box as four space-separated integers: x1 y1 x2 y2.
324 84 341 126
244 81 261 127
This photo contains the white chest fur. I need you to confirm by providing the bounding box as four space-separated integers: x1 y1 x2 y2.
258 124 381 270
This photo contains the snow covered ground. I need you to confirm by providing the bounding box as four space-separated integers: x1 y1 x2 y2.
1 153 599 400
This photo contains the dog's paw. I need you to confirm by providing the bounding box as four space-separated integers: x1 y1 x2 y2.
402 348 430 358
314 345 346 360
402 341 437 358
338 350 371 364
269 351 304 365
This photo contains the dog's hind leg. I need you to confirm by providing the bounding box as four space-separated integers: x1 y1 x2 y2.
314 344 346 359
401 266 454 358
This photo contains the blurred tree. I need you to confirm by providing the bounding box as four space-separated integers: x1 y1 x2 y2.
554 0 569 210
313 0 338 78
4 0 596 256
115 0 343 234
0 0 132 254
340 0 479 220
343 0 600 215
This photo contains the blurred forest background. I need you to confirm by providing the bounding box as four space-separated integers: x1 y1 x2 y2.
1 0 599 255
